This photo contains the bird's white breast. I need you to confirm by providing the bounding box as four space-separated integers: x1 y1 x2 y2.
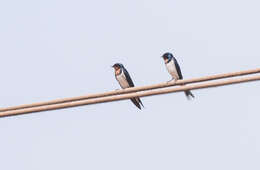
166 59 179 80
116 71 130 89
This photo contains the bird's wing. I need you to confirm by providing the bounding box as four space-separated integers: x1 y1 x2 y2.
123 67 144 109
123 68 135 87
173 57 183 79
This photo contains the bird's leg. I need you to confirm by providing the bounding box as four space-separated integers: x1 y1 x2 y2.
167 78 177 84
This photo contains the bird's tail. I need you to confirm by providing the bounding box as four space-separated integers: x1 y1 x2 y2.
130 97 144 110
184 90 195 100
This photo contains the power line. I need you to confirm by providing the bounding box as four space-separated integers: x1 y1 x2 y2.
1 68 260 112
1 74 260 118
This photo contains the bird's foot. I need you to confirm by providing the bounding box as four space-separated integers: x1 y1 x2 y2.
167 79 177 84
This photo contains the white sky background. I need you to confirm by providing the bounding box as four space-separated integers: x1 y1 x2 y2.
0 0 260 169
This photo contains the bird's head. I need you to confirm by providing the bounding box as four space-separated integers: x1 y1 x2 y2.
162 52 173 64
112 63 124 75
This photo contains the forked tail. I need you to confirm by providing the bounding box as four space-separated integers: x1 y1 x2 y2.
185 90 195 100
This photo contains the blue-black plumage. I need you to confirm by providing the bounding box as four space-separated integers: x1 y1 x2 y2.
112 63 144 109
162 52 195 99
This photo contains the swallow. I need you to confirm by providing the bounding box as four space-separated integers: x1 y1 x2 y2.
162 52 195 99
112 63 144 110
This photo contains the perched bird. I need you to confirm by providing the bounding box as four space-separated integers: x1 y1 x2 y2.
162 52 195 99
112 63 144 110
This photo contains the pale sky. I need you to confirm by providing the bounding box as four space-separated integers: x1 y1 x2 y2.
0 0 260 169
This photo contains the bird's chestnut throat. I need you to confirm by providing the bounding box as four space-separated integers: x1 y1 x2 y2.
164 58 170 64
114 67 122 76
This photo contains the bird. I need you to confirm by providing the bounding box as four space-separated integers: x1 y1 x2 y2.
161 52 195 99
112 63 144 110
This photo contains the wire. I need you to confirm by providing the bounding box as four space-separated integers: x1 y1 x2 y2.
1 74 260 118
1 68 260 112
